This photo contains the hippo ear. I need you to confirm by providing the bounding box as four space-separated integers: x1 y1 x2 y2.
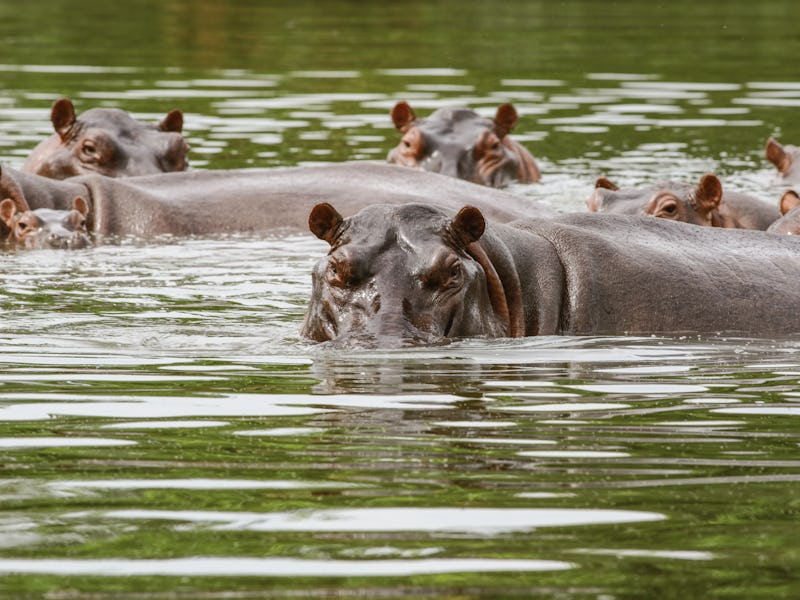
766 137 791 172
0 165 30 214
494 104 519 139
72 196 90 217
391 102 416 132
450 206 486 248
159 109 184 133
51 98 77 140
308 202 343 244
595 176 619 191
0 198 17 228
780 190 800 216
693 174 723 215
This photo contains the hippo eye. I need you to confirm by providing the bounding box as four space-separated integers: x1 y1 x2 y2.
82 141 98 158
661 203 678 216
16 222 27 232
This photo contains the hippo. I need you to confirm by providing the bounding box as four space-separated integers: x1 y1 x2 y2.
0 162 554 241
21 98 189 179
301 202 800 346
387 101 540 187
765 137 800 185
766 190 800 234
0 195 90 250
585 174 779 230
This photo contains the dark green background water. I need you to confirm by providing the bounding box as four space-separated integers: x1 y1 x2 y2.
1 2 800 599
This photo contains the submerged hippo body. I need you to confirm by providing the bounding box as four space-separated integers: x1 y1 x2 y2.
0 196 90 249
765 137 800 185
387 102 540 187
302 202 800 346
1 162 554 241
22 98 189 179
586 174 779 230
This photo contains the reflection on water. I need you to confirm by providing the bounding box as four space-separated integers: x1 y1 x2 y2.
2 3 800 597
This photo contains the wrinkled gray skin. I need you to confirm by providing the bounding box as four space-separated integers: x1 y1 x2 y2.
21 98 189 179
302 202 800 347
387 102 540 187
0 196 90 250
765 137 800 185
585 173 779 230
0 162 554 241
767 190 800 234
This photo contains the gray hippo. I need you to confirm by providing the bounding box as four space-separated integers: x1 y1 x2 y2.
585 174 779 230
0 162 554 241
387 102 540 187
765 137 800 185
21 98 189 179
767 190 800 234
0 195 90 250
302 202 800 346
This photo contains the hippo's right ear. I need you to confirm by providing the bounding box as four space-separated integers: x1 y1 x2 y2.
780 190 800 216
766 137 791 172
391 102 416 132
0 198 18 228
308 202 343 244
693 174 723 215
51 98 77 140
595 176 619 191
450 205 486 247
159 109 184 133
494 104 519 139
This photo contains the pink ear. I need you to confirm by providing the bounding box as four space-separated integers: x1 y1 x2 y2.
494 104 519 139
595 176 619 191
0 198 17 228
72 196 90 217
51 98 77 140
159 109 183 133
780 190 800 215
694 174 723 214
391 101 416 131
765 137 790 171
451 205 485 247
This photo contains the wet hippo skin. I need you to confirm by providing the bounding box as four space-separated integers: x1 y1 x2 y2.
585 173 779 230
21 98 189 179
1 162 555 240
387 102 540 187
302 202 800 346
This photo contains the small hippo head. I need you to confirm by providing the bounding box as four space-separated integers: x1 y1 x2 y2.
0 196 91 250
766 137 800 185
22 98 190 179
387 102 540 187
302 202 520 347
767 190 800 235
586 174 723 227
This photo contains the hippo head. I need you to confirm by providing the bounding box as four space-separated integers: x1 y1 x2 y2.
302 202 522 347
22 98 190 179
766 137 800 185
0 195 91 249
386 102 540 187
586 174 723 226
767 190 800 235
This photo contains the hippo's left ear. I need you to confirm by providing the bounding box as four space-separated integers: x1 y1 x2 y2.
159 109 184 133
494 104 519 139
0 198 18 228
308 202 343 245
72 196 90 217
766 137 791 172
391 102 416 132
693 174 723 215
450 205 485 248
51 98 77 140
780 190 800 216
595 176 619 191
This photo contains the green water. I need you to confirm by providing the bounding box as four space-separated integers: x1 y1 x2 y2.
1 1 800 598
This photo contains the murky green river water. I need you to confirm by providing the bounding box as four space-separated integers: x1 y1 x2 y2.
1 1 800 598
